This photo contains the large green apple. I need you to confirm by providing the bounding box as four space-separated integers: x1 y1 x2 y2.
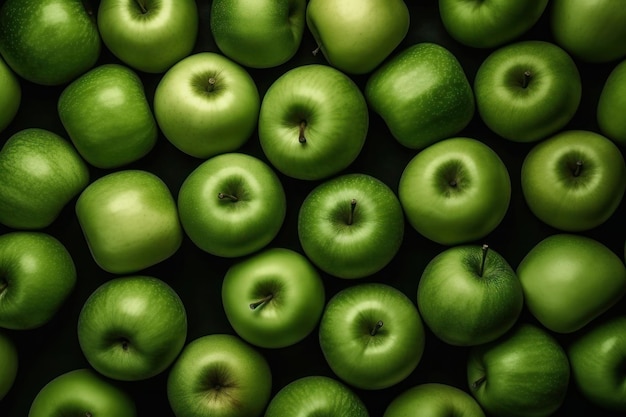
384 383 485 417
365 42 475 150
597 59 626 147
0 330 17 400
0 55 20 133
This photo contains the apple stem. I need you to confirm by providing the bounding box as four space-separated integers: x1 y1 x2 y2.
135 0 148 13
573 160 583 177
207 77 217 92
250 294 273 310
479 244 489 277
449 179 458 187
312 45 321 56
471 375 486 390
347 199 357 225
218 192 239 202
521 71 532 88
370 320 384 336
298 120 307 144
85 413 93 417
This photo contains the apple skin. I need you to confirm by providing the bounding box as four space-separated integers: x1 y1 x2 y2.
0 128 90 230
398 137 511 246
474 40 581 143
28 368 136 417
75 169 183 274
383 383 486 417
0 55 20 133
177 152 286 258
520 129 626 232
0 330 17 400
297 173 404 279
0 232 76 330
0 0 101 86
597 59 626 146
58 63 158 169
167 333 272 417
97 0 198 74
265 375 370 417
516 233 626 334
365 42 475 150
305 0 410 74
210 0 306 69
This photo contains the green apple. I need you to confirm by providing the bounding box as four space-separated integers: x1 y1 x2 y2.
0 0 101 86
167 333 272 417
297 173 404 279
58 63 158 169
521 130 626 231
474 40 581 143
517 234 626 334
153 52 260 159
384 383 485 417
398 137 511 246
319 283 425 390
467 323 570 417
222 247 325 349
0 55 20 133
97 0 198 73
365 42 475 150
210 0 306 69
0 128 90 230
597 59 626 147
77 276 187 381
305 0 410 74
28 368 136 417
75 169 183 274
438 0 549 48
265 375 369 417
258 64 369 180
177 152 286 258
0 232 76 330
0 330 17 400
551 0 626 63
417 244 523 346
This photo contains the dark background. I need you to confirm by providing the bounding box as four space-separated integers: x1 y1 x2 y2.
1 1 624 416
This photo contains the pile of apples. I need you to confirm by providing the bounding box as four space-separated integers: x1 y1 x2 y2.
1 0 625 416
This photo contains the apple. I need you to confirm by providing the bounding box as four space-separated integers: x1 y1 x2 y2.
97 0 198 74
297 173 404 279
258 64 369 180
398 137 511 246
474 40 581 143
438 0 549 48
77 275 187 381
467 323 570 417
305 0 410 74
58 63 158 169
0 55 20 133
28 368 136 417
0 0 101 86
177 152 286 258
153 52 260 159
521 129 626 231
517 233 626 334
0 128 90 230
222 247 325 349
0 232 76 330
384 383 485 417
365 42 475 150
417 244 524 346
0 330 17 400
75 169 183 274
167 333 272 417
319 283 425 390
210 0 306 69
265 375 370 417
597 59 626 147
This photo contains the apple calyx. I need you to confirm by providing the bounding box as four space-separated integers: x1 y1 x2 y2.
479 244 489 277
521 71 532 89
119 337 131 351
250 294 273 310
370 320 384 336
471 375 486 390
347 199 357 225
298 120 308 143
218 192 239 202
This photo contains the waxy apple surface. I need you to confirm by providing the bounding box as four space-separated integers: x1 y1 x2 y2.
0 331 17 400
597 59 626 147
0 56 20 133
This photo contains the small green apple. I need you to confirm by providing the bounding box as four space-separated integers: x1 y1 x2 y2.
0 330 17 400
384 383 486 417
597 59 626 147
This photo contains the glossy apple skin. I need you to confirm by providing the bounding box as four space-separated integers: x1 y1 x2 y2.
167 334 272 417
398 137 511 246
75 170 183 274
467 323 570 417
417 245 523 346
258 64 369 180
384 383 485 417
0 56 20 133
298 173 404 279
97 0 198 73
521 130 626 231
28 368 136 417
474 40 581 143
210 0 306 69
0 330 17 400
365 42 475 150
222 248 325 349
0 0 101 86
319 283 425 390
0 232 76 330
517 234 626 334
177 153 286 258
58 63 158 169
0 128 90 230
77 276 188 381
597 59 626 146
265 375 369 417
154 52 260 159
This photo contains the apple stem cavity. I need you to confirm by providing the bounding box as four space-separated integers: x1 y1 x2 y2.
218 192 239 202
471 375 486 390
298 120 307 144
347 199 357 225
250 294 273 310
479 244 489 277
119 338 130 351
521 71 532 89
370 320 384 336
573 160 583 177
